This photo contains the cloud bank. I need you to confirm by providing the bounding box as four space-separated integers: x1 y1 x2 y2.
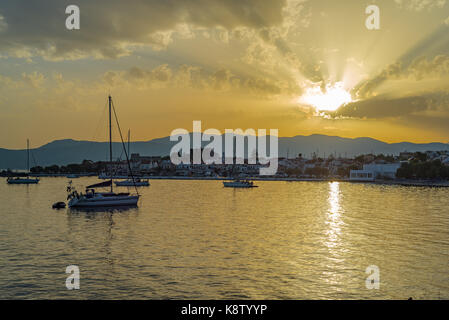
0 0 287 60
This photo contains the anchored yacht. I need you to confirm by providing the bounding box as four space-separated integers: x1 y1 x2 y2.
223 179 258 188
67 95 140 208
7 177 39 184
7 139 39 185
68 181 139 207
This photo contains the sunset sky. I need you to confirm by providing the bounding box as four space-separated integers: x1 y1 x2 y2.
1 0 449 149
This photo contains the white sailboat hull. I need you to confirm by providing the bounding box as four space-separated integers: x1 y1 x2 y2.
7 178 39 184
223 181 257 188
68 194 139 208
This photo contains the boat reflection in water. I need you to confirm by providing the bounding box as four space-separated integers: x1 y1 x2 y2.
67 202 139 214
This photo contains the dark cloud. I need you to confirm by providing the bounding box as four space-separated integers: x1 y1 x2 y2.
327 91 449 120
352 62 403 98
0 0 286 60
408 55 449 79
328 95 427 119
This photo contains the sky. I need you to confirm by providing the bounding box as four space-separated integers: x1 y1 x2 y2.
0 0 449 149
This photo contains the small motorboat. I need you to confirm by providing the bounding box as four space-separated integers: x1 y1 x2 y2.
223 179 258 188
52 201 66 209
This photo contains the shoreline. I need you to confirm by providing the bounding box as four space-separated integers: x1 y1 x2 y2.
146 176 449 187
3 174 448 187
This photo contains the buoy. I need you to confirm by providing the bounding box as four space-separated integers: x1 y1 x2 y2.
52 202 66 209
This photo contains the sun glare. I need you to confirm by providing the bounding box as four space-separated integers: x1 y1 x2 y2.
299 82 352 111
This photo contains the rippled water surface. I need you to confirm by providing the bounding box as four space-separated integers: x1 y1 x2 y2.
0 177 448 299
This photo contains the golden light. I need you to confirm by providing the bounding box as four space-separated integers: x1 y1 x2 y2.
298 82 352 111
325 181 343 249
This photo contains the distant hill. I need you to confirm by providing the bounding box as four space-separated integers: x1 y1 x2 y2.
1 134 448 169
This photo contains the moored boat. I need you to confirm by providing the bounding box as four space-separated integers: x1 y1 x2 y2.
67 95 140 208
98 173 130 179
223 179 257 188
7 139 40 185
115 178 149 187
68 183 139 207
7 177 39 184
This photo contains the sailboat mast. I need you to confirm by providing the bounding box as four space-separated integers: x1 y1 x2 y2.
128 129 130 157
27 139 29 175
109 95 113 192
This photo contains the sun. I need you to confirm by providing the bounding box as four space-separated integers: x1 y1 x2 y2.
298 82 352 111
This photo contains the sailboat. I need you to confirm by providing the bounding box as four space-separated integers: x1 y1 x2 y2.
67 95 140 208
7 139 40 184
115 129 150 187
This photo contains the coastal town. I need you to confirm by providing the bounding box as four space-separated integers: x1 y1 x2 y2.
2 150 449 184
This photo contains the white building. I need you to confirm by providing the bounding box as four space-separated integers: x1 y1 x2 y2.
350 163 401 181
349 170 375 181
363 163 401 179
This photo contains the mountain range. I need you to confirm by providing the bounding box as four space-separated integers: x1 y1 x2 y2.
1 134 448 169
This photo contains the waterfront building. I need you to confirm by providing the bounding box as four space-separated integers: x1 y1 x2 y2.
363 163 401 179
349 170 375 181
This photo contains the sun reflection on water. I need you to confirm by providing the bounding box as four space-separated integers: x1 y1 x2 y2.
325 182 343 249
